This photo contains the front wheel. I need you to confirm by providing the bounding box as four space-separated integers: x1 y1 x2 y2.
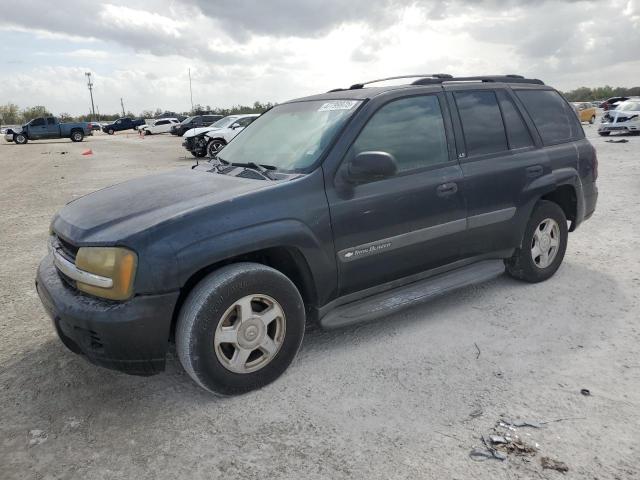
144 130 151 136
70 130 84 142
589 115 596 124
176 263 305 395
598 131 610 136
14 133 27 144
207 138 226 158
505 200 568 283
108 129 114 135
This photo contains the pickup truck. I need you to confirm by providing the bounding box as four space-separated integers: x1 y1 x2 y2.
102 117 145 135
8 117 91 144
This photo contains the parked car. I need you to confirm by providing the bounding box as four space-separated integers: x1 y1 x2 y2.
6 117 91 144
598 98 640 136
141 118 180 135
36 74 597 395
572 102 597 124
599 96 629 111
102 117 145 135
88 122 102 132
170 115 224 136
182 114 258 157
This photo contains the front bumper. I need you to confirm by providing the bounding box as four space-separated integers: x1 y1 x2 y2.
36 254 180 376
4 133 13 142
598 122 639 132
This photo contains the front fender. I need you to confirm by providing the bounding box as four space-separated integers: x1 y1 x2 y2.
173 219 336 305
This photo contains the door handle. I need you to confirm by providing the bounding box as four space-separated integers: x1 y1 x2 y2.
526 165 543 178
436 182 458 197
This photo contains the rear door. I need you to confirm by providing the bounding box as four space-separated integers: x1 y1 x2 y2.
446 86 544 256
326 93 467 295
45 117 58 138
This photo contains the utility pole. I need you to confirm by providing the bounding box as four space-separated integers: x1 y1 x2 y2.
120 98 126 117
85 72 96 121
188 68 194 113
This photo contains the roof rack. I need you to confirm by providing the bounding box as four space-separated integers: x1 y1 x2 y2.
328 74 543 92
411 74 544 85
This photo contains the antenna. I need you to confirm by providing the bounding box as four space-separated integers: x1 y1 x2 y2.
85 72 96 121
188 68 194 113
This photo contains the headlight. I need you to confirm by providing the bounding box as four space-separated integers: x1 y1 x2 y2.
75 247 137 300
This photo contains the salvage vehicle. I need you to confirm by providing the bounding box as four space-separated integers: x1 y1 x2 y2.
141 118 179 135
572 102 597 124
102 117 145 135
598 98 640 136
7 117 91 144
599 96 629 111
37 74 598 395
182 114 258 157
170 115 224 136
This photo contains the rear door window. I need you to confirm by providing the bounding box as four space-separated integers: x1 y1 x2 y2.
454 91 508 157
496 91 534 149
515 90 583 145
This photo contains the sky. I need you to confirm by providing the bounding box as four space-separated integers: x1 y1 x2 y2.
0 0 638 116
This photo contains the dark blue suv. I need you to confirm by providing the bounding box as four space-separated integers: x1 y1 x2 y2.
36 74 598 395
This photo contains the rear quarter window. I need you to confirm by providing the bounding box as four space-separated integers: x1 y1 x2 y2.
515 90 584 145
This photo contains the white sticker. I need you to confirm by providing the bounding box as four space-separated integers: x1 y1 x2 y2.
318 100 358 112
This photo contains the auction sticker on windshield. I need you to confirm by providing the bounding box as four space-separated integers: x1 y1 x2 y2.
318 100 358 112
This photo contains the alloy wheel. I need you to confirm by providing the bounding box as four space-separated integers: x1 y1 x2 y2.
531 218 560 269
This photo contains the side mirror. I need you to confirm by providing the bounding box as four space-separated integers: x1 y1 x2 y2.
231 123 241 130
345 151 398 183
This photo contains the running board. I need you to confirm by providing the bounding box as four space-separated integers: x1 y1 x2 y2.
319 260 505 329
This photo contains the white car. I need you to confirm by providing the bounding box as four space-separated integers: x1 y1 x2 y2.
598 98 640 136
141 118 179 135
182 114 259 157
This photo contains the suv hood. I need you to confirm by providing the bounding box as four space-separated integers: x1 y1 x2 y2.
184 126 220 138
53 168 269 244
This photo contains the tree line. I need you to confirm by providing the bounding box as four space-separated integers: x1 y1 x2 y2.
0 101 275 125
561 85 640 102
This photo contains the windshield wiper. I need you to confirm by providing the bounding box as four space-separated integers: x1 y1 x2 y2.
230 161 277 179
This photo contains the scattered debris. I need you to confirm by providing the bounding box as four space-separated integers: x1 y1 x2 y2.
470 447 505 461
59 151 68 155
541 456 569 473
28 429 48 447
580 388 591 396
605 138 629 143
474 342 481 359
539 416 586 425
469 408 483 419
81 149 93 156
500 418 542 429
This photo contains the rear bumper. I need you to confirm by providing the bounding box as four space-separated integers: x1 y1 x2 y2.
581 181 598 224
36 254 180 376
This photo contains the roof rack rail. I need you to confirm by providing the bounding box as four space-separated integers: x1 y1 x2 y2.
348 74 453 90
411 75 544 86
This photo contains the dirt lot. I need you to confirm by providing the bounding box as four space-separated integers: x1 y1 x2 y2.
1 127 638 479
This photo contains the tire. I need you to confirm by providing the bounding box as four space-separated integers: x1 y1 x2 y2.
505 200 568 283
108 129 114 135
144 129 151 136
207 138 226 158
589 115 596 124
176 263 305 395
13 133 27 144
598 131 610 136
70 130 84 142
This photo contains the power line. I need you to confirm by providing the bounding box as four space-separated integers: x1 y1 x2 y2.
85 72 96 121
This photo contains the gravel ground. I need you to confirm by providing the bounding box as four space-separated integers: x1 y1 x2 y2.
1 127 638 479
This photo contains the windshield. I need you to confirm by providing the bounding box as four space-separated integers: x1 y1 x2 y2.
181 116 195 124
210 116 237 128
615 101 640 111
217 100 362 171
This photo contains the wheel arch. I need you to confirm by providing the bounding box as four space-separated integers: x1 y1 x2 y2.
169 245 319 339
541 184 578 230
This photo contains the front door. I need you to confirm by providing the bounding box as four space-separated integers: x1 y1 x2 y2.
326 94 467 296
28 117 47 139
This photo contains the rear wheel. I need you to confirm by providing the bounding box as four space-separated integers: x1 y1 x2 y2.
589 115 596 124
176 263 305 395
506 200 568 283
14 133 27 144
